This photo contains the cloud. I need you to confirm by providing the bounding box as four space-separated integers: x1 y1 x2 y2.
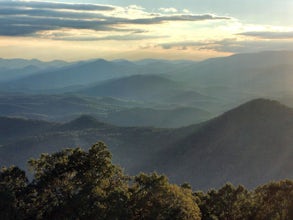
0 1 115 11
160 41 206 50
0 16 117 36
238 31 293 39
129 14 230 25
0 8 109 19
211 39 293 53
158 38 293 53
159 8 178 13
52 33 166 41
0 0 231 39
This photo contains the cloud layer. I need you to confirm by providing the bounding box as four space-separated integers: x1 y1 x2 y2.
0 1 229 37
238 31 293 39
1 0 292 60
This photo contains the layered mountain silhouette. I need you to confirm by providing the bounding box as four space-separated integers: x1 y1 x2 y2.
106 107 211 128
0 58 69 82
78 74 211 104
1 51 293 190
153 99 293 188
2 58 193 91
175 51 293 97
0 99 292 189
0 94 212 127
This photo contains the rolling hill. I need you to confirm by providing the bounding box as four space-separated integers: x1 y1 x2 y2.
106 107 211 128
3 59 139 91
0 115 196 174
175 51 293 98
0 93 214 127
152 99 293 188
79 74 212 105
2 58 195 92
0 58 70 82
0 99 292 189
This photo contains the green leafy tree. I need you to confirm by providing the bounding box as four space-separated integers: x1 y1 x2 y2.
195 183 254 220
0 141 291 220
253 179 293 220
0 166 28 220
27 142 129 219
128 172 201 220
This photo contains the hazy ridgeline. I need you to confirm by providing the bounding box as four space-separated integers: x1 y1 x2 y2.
0 51 292 187
1 51 293 128
1 0 292 217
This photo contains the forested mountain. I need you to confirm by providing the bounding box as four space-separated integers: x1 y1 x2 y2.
2 58 194 92
0 94 135 121
174 51 293 99
0 99 292 189
153 99 293 188
0 94 212 127
0 114 197 174
2 51 293 117
0 51 292 190
78 74 212 105
0 58 69 82
106 107 211 128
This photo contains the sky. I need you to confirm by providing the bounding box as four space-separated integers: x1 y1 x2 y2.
0 0 293 61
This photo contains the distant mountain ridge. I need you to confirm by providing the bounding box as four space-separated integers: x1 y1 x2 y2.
2 58 195 91
78 74 212 105
0 98 292 189
0 94 212 127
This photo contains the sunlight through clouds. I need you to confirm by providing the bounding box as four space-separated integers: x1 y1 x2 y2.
0 0 292 60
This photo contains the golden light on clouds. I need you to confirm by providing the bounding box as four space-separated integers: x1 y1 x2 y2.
0 0 292 60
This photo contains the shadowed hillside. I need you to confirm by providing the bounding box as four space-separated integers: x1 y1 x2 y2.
152 99 293 188
0 99 292 189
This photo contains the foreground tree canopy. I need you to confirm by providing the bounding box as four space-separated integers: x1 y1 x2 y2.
0 142 292 220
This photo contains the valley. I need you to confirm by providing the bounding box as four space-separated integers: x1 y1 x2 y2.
0 51 293 190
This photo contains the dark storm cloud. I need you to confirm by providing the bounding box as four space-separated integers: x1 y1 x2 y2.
0 1 231 38
238 31 293 39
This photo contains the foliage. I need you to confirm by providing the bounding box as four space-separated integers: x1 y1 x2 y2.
195 183 254 220
253 180 293 220
26 142 129 219
128 173 201 220
0 166 28 219
0 142 292 220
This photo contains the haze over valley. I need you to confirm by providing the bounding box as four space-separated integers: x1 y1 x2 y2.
0 1 292 218
0 51 293 190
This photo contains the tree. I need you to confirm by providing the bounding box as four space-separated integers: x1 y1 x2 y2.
253 179 293 220
0 166 28 219
195 183 254 220
128 172 201 220
27 142 129 219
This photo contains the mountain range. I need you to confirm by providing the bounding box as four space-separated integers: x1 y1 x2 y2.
2 51 293 112
0 51 293 189
0 99 292 189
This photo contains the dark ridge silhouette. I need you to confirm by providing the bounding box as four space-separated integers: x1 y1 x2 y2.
152 98 293 188
59 115 113 130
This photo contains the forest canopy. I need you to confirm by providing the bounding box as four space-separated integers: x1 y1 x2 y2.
0 142 292 220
